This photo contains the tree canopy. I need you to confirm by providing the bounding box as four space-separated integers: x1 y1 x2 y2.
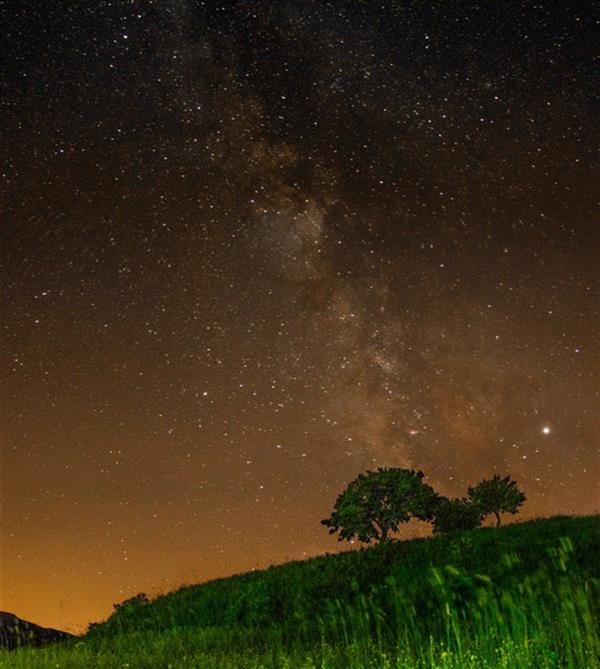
432 497 482 535
321 467 439 544
323 468 527 542
467 475 526 527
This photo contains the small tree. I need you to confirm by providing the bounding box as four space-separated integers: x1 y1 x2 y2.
467 475 526 527
432 497 482 535
321 467 439 544
113 592 149 612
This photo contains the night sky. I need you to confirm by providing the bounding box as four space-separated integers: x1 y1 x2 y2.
1 1 599 632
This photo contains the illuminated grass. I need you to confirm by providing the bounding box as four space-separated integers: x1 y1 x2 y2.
2 516 598 668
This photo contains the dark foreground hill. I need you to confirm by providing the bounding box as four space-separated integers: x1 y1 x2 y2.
0 612 73 650
2 514 599 668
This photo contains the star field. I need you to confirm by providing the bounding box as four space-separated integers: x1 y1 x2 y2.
1 1 599 631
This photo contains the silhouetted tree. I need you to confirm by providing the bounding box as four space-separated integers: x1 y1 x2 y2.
432 497 482 534
321 467 439 544
467 475 526 527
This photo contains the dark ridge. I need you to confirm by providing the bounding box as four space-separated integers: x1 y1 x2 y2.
0 612 73 651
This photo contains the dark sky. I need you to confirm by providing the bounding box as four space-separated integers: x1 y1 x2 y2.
1 0 599 631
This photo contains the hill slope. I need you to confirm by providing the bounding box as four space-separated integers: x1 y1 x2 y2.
97 514 600 634
2 514 599 669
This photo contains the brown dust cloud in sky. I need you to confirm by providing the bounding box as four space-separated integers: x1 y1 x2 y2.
1 1 599 631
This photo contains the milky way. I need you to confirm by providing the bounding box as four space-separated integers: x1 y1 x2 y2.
1 1 599 631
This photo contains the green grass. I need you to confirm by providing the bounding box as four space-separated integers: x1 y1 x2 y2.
2 515 599 668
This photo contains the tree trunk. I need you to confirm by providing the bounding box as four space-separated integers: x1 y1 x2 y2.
495 512 501 527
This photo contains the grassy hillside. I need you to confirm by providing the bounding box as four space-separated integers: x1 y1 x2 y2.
2 514 599 668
